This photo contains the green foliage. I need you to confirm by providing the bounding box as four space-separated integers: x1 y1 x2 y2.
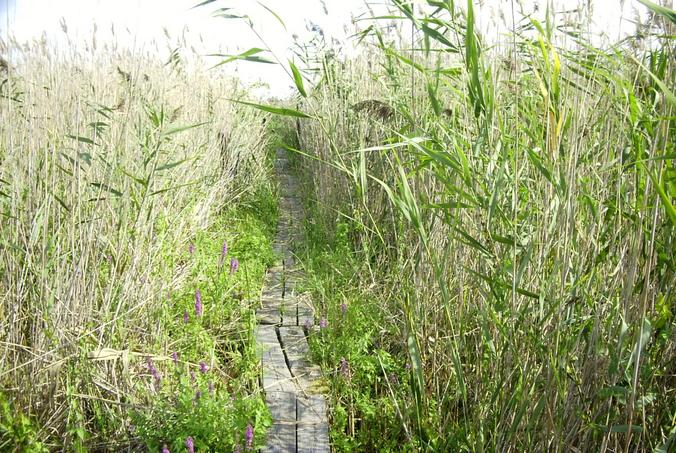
0 393 48 453
131 363 270 451
297 217 415 451
131 185 277 450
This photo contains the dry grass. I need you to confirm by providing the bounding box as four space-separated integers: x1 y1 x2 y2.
0 35 270 447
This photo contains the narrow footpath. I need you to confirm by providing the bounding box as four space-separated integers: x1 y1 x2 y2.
256 148 330 453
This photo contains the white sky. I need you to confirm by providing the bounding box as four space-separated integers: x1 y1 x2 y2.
0 0 651 96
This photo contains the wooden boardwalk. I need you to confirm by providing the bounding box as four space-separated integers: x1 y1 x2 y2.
256 149 330 453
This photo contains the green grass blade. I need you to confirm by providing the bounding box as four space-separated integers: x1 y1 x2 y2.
229 99 313 118
289 61 307 97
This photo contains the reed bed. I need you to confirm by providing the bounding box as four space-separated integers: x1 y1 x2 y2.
292 1 674 451
0 35 271 449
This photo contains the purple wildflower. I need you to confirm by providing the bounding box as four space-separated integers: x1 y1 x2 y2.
304 318 313 329
230 257 239 275
185 436 194 453
234 444 242 453
340 357 350 379
190 371 196 383
199 361 208 374
189 243 195 255
161 445 170 453
183 311 189 323
219 240 228 267
172 351 179 365
245 424 254 450
208 381 215 395
319 317 327 329
195 389 202 402
195 289 203 316
146 357 161 385
340 302 347 316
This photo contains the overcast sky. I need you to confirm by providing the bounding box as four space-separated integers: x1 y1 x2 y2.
0 0 650 96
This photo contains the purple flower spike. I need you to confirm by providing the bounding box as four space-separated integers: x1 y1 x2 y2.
162 444 170 453
208 381 215 395
189 243 195 255
194 389 202 402
146 357 161 385
199 361 208 374
234 444 242 453
340 302 347 316
190 371 196 383
195 289 203 317
319 318 327 329
183 311 189 324
185 436 194 453
220 240 228 265
245 424 254 450
230 257 239 275
171 351 178 364
340 357 350 379
304 318 313 329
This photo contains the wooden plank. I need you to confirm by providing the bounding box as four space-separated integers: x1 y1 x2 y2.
297 394 330 453
261 286 284 302
256 325 278 345
257 305 281 325
264 267 284 286
278 327 307 366
283 251 296 268
272 238 290 252
256 326 294 393
274 158 290 170
279 327 322 391
297 302 314 330
263 282 284 298
285 268 305 292
261 391 297 453
260 347 294 393
280 298 298 327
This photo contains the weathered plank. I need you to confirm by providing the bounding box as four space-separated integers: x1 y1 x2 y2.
264 266 284 285
283 251 296 268
256 305 281 325
284 268 305 295
279 327 322 391
261 286 284 302
280 299 298 327
256 326 294 393
261 391 297 453
297 394 330 453
297 302 314 329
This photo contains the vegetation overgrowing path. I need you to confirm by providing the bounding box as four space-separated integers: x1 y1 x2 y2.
256 148 330 453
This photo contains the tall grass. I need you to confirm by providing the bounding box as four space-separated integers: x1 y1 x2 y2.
292 1 674 450
0 33 271 448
